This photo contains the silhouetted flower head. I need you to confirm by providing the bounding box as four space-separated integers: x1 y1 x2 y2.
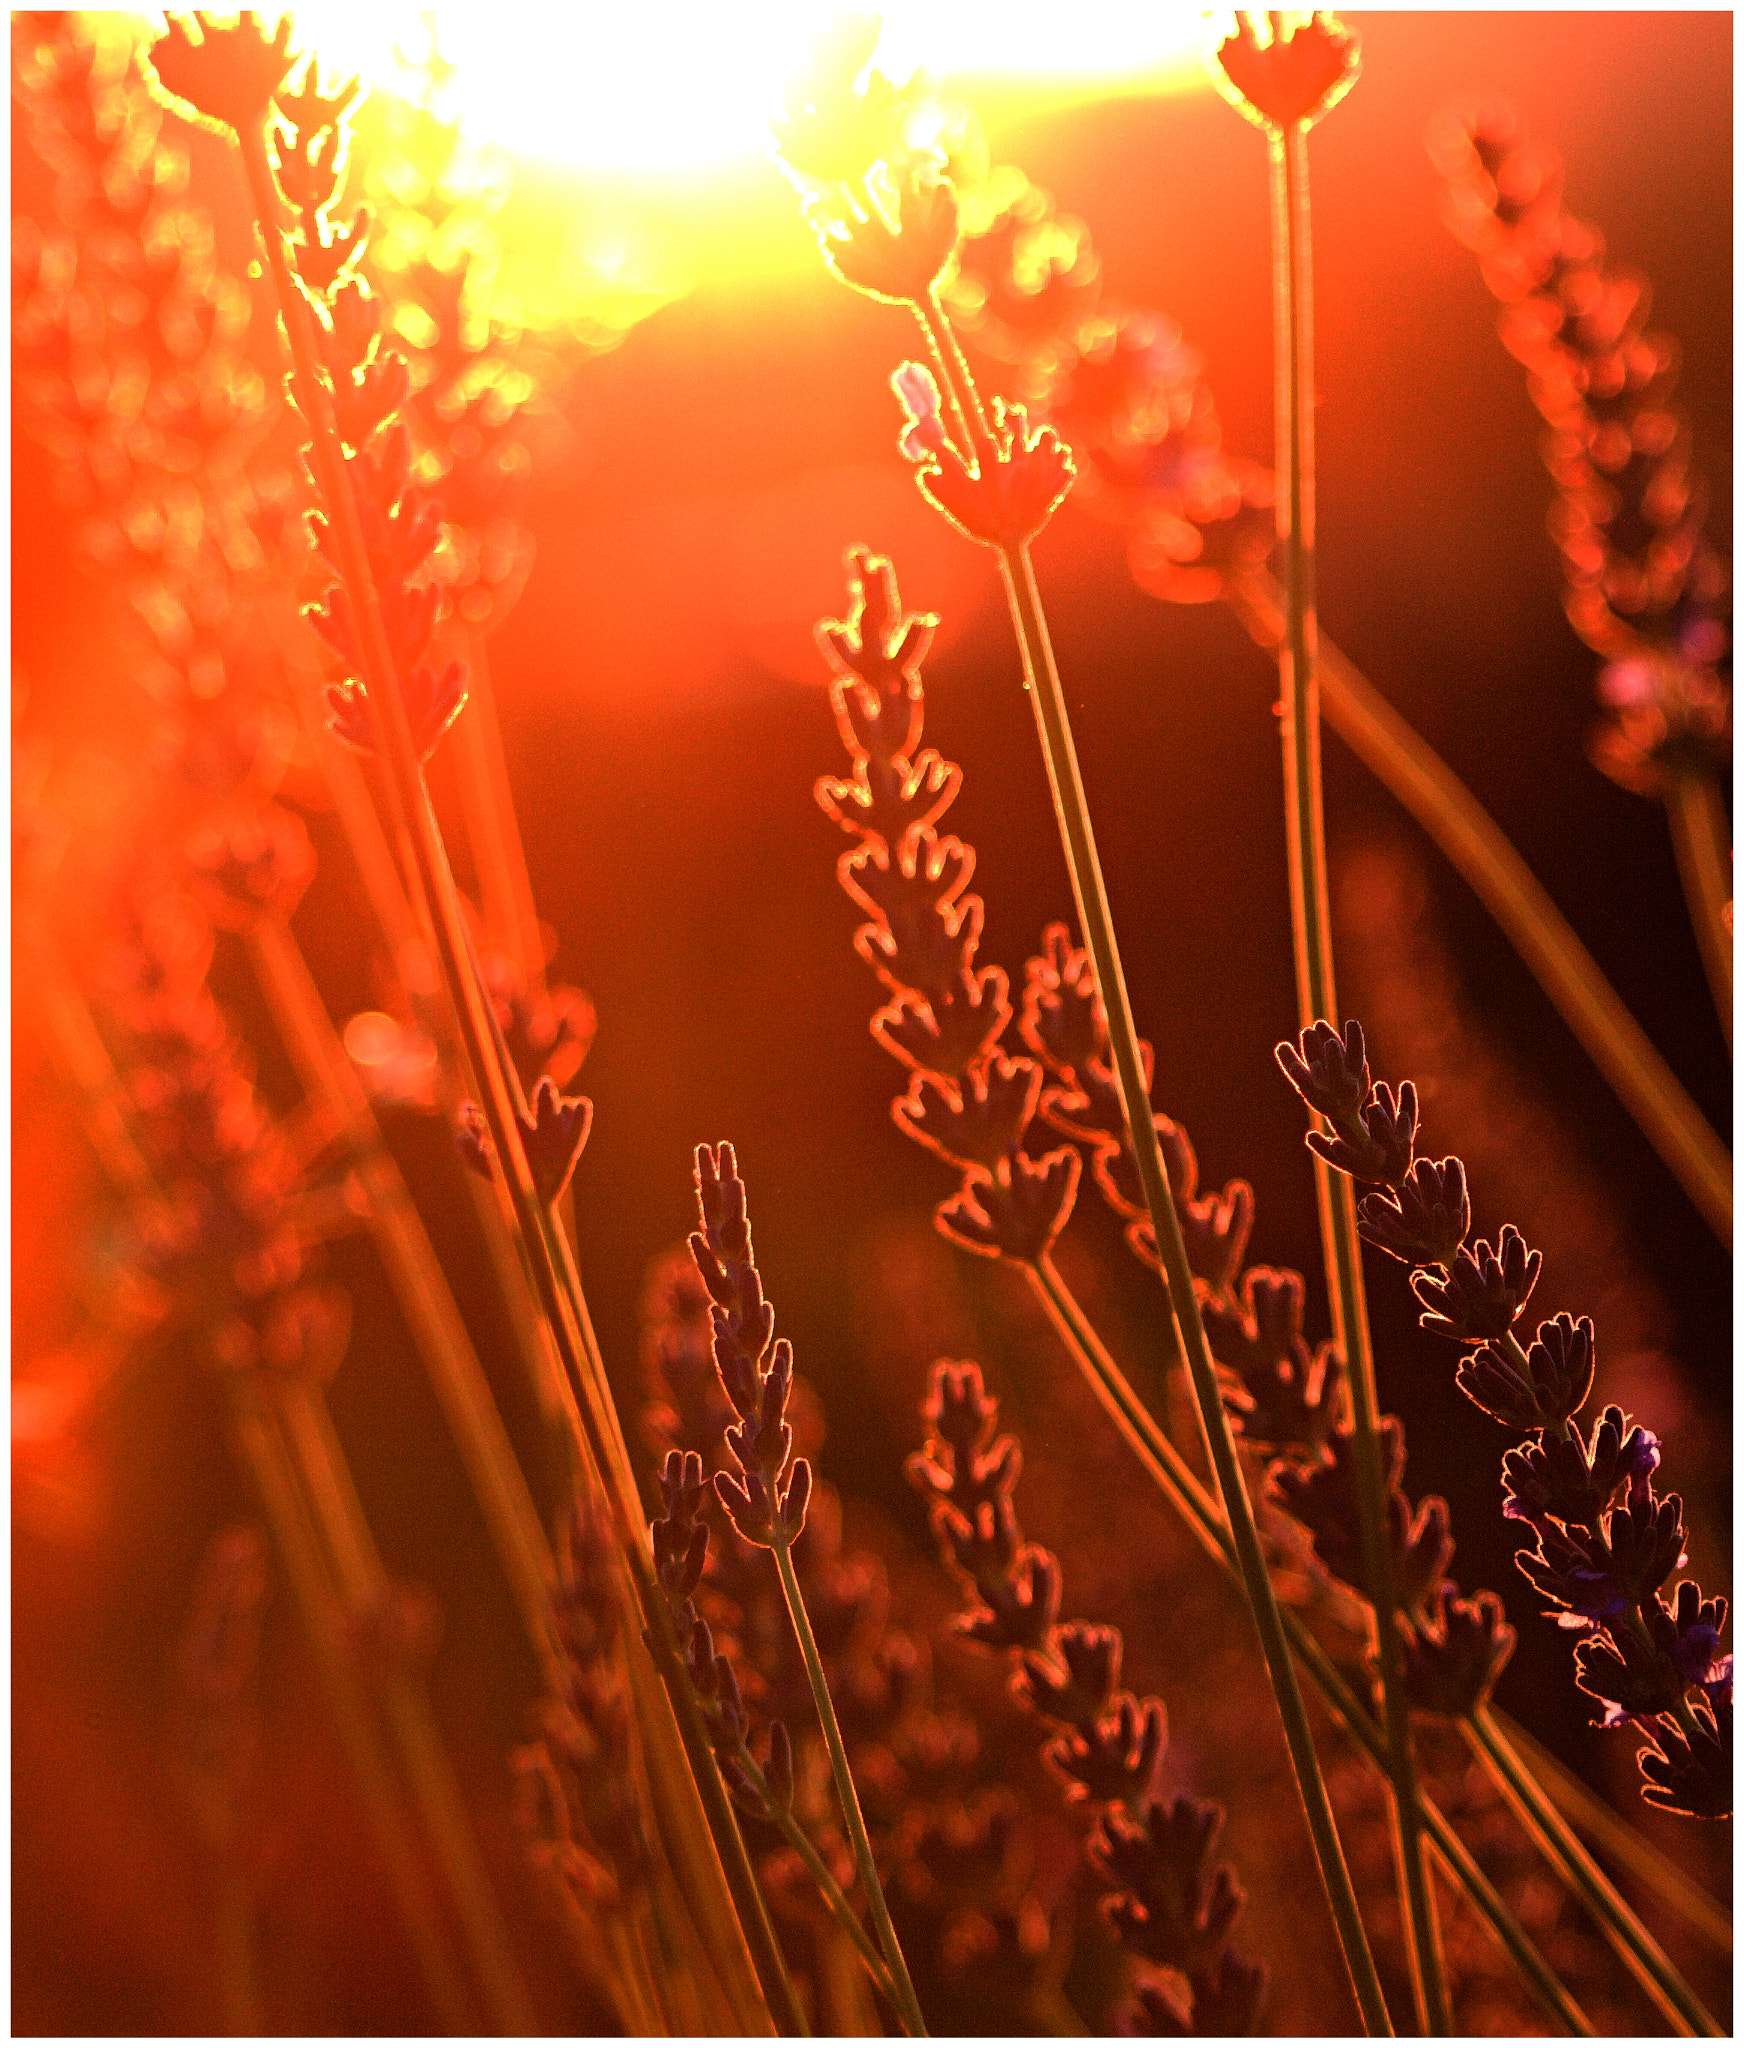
1515 1487 1687 1630
456 1081 593 1204
1214 11 1360 132
1457 1311 1595 1429
812 160 959 305
1275 1017 1370 1124
1270 1417 1453 1615
1411 1223 1542 1340
935 1145 1081 1264
1094 1796 1244 1971
1357 1155 1470 1267
1575 1582 1730 1728
1637 1692 1732 1818
1401 1581 1516 1717
456 1076 592 1206
1202 1265 1344 1452
144 12 296 138
1501 1403 1660 1531
893 361 1075 550
1119 1952 1268 2036
686 1143 809 1545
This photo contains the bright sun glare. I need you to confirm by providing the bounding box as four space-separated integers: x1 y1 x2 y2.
283 4 1214 174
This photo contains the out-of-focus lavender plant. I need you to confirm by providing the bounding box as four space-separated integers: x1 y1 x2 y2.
169 1524 270 2034
910 1358 1267 2035
1428 101 1732 1045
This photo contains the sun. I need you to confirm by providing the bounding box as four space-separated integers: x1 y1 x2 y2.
281 3 1215 175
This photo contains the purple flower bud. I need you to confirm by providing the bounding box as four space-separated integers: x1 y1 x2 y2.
713 1467 772 1546
1044 1692 1167 1807
1020 924 1104 1080
518 1076 593 1207
1358 1155 1469 1267
1016 1622 1121 1727
1457 1313 1595 1429
778 1457 812 1540
935 1145 1081 1264
1401 1581 1516 1717
1119 1953 1267 2037
1411 1223 1542 1340
1638 1694 1732 1818
892 361 951 462
1502 1404 1659 1530
1604 1489 1687 1607
1094 1796 1243 1972
1361 1078 1418 1185
1275 1018 1370 1124
892 1051 1042 1173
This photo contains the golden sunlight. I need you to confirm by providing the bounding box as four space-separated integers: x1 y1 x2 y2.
282 3 1214 173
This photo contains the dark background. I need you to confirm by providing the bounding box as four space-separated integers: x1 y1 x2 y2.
14 12 1731 2034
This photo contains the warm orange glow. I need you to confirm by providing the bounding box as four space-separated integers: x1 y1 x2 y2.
283 4 1215 173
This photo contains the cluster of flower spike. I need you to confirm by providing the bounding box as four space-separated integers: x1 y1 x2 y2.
816 550 1508 1722
265 65 471 765
817 547 1081 1263
910 1358 1266 2035
641 1150 815 1858
639 1241 1061 2032
511 1497 648 1944
1279 1019 1732 1817
140 17 471 764
1428 101 1731 800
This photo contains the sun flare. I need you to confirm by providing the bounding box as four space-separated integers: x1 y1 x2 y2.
280 3 1214 174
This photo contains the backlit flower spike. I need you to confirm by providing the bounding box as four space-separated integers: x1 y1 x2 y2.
1637 1693 1732 1819
686 1143 809 1545
892 362 1076 550
453 1076 591 1207
1212 10 1360 133
143 11 297 138
810 157 960 306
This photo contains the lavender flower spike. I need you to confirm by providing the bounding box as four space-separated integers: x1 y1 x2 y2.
686 1144 809 1547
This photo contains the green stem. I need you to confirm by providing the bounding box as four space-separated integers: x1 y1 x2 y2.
1665 768 1732 1055
238 119 797 2038
992 522 1390 2036
1227 582 1732 1246
691 1673 901 2021
771 1528 928 2037
1466 1705 1723 2036
1026 1256 1592 2035
1492 1711 1732 1956
226 1382 480 2035
1269 118 1451 2036
248 916 564 1688
279 1384 538 2035
778 1817 902 2021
